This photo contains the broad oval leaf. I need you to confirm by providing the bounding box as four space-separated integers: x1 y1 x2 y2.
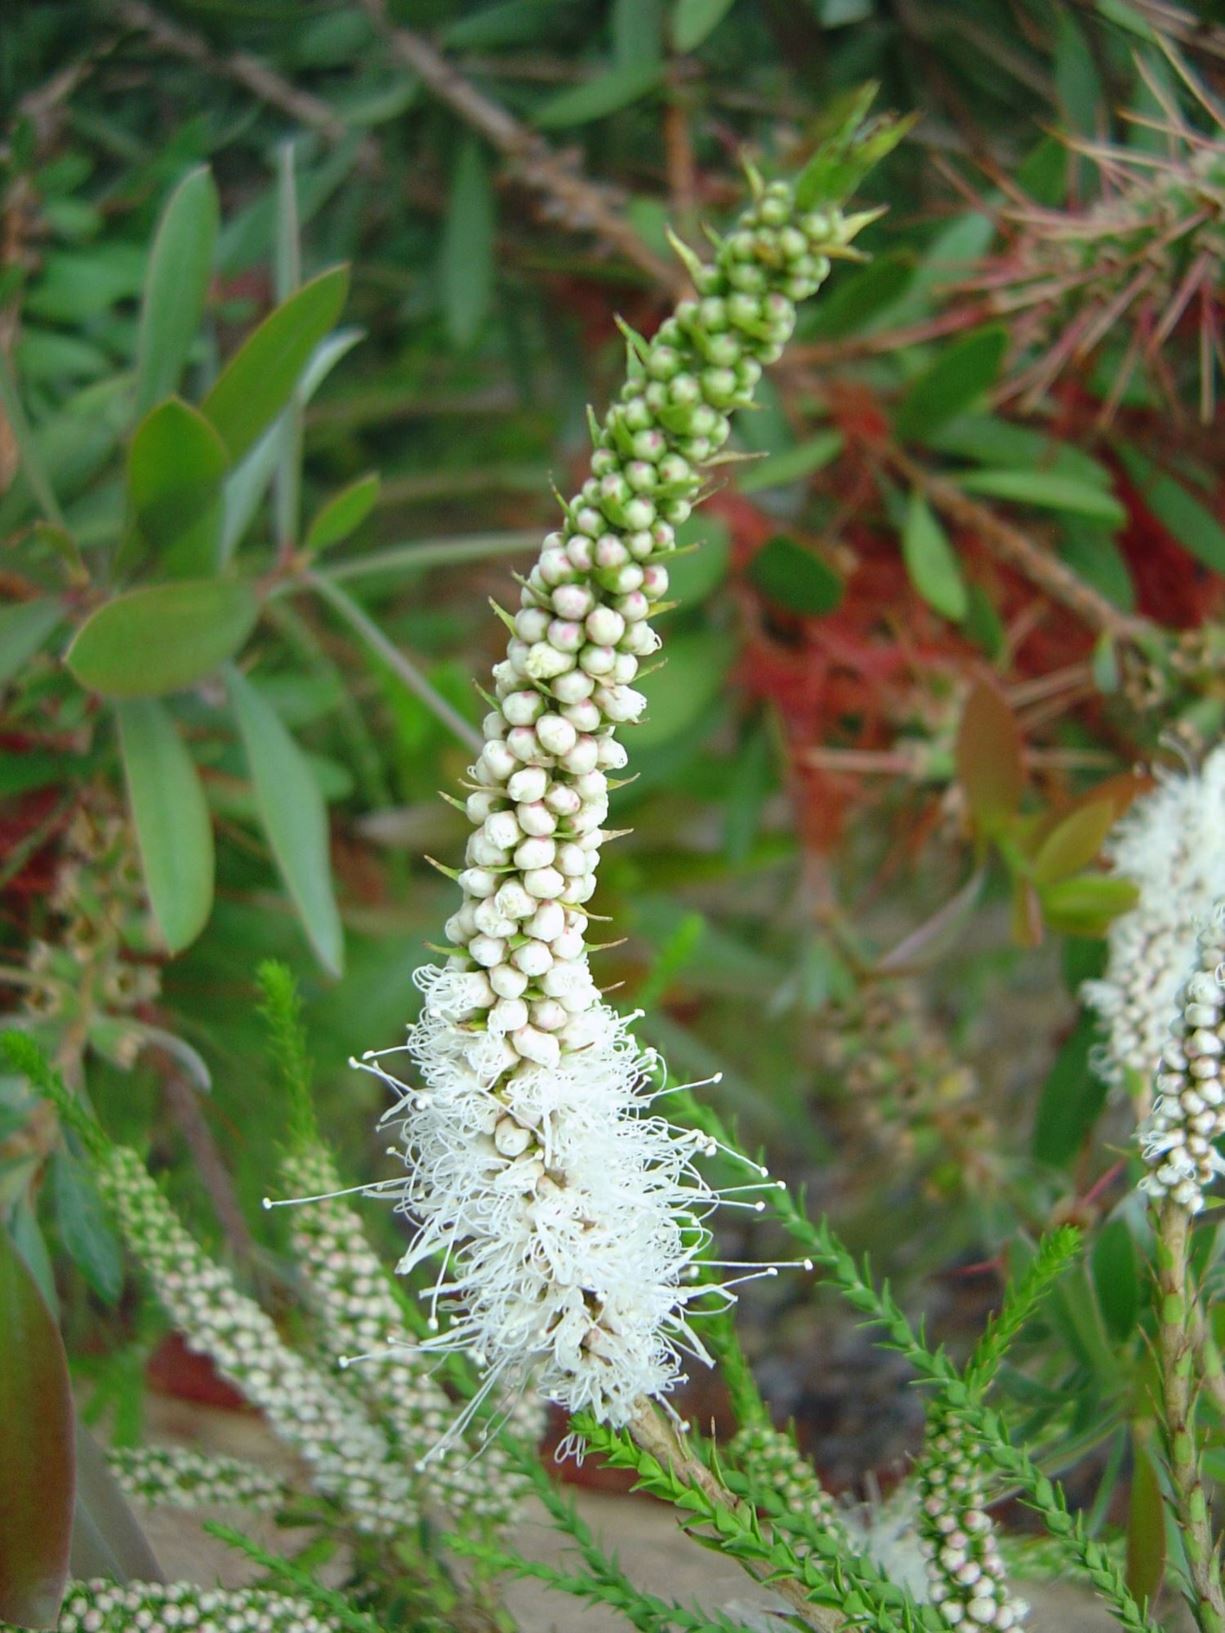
0 598 62 689
534 62 664 127
126 399 229 577
115 698 214 953
901 490 967 621
67 579 258 698
955 679 1024 831
134 166 220 417
227 666 344 975
895 327 1007 442
748 534 843 616
957 467 1126 525
1118 445 1225 572
304 473 380 556
201 265 349 462
634 629 730 750
0 1226 75 1628
441 139 495 349
673 0 738 51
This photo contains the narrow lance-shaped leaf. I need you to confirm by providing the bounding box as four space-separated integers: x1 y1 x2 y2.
672 0 738 52
901 490 967 621
440 138 495 349
0 599 62 689
895 327 1007 442
303 473 380 557
748 534 842 616
534 62 664 127
0 1224 75 1629
227 666 344 976
116 699 215 953
201 265 349 462
125 399 229 578
955 678 1024 833
134 166 220 417
67 579 258 699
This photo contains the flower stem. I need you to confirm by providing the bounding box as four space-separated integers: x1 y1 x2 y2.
1156 1200 1225 1633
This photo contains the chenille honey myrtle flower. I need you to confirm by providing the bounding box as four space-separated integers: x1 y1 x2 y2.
1082 744 1225 1093
359 155 885 1429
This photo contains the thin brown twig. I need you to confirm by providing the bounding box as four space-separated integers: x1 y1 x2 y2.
878 443 1153 645
357 0 686 297
106 0 374 160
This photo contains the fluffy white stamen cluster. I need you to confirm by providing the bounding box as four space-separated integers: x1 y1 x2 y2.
1139 903 1225 1213
1083 745 1225 1090
106 1444 285 1514
279 1142 543 1526
916 1410 1028 1629
24 1582 339 1633
370 174 865 1425
96 1147 410 1535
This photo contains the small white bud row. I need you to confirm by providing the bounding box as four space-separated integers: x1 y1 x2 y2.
915 1411 1027 1629
96 1147 410 1535
40 1580 339 1633
1140 904 1225 1213
729 1423 843 1531
106 1445 284 1515
280 1144 542 1527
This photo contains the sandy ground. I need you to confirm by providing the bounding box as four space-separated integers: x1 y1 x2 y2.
133 1397 1176 1633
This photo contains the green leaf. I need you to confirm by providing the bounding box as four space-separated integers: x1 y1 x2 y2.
134 166 220 417
440 139 496 349
201 266 349 462
1039 873 1139 937
1030 799 1116 887
0 1225 74 1628
956 468 1126 525
634 629 731 750
0 599 62 689
748 534 842 615
443 0 562 48
1092 1218 1138 1344
227 667 344 975
1117 446 1225 572
901 491 967 620
667 516 731 603
672 0 737 51
895 327 1007 442
1032 1013 1106 1166
1058 523 1135 611
116 699 214 952
67 579 259 698
803 252 914 340
1125 1426 1166 1607
926 415 1112 489
126 399 229 577
51 1154 123 1307
737 430 843 494
613 0 664 65
69 1422 163 1585
955 679 1024 831
534 62 664 127
304 473 381 556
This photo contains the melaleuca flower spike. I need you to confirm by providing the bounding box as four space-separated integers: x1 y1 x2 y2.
1082 743 1225 1094
1139 902 1225 1214
363 117 906 1428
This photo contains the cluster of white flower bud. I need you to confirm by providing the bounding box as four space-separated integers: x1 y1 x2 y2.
1139 904 1225 1213
916 1411 1027 1629
96 1146 410 1535
106 1444 284 1514
730 1423 842 1530
27 1581 338 1633
1083 746 1225 1092
279 1143 542 1528
377 174 866 1424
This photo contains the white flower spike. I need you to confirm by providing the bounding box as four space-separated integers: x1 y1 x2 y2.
1083 744 1225 1092
364 172 872 1427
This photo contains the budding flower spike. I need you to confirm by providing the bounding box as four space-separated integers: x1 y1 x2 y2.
1139 901 1225 1215
1082 742 1225 1095
356 113 905 1431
